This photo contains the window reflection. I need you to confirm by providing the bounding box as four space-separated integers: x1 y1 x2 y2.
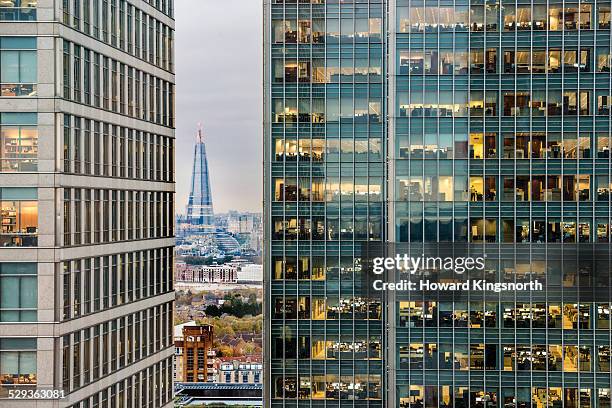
599 4 611 28
399 50 471 76
0 0 36 21
398 6 471 32
471 5 484 31
549 7 563 30
0 338 37 390
0 38 37 97
399 90 468 117
504 5 516 30
599 346 611 371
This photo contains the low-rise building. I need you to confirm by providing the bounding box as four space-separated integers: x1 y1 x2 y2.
236 263 263 283
217 360 263 384
175 264 238 283
174 322 214 382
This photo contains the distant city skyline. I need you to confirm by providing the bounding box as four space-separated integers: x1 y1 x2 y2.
175 0 262 214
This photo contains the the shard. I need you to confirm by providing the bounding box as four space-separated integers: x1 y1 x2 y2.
185 125 214 234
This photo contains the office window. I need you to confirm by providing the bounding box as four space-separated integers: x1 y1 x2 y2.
0 112 37 172
0 263 36 322
599 4 611 28
0 37 37 97
83 49 90 104
549 7 562 30
0 187 38 247
598 346 611 372
0 0 36 21
598 389 611 408
0 338 37 387
63 41 70 98
596 47 611 72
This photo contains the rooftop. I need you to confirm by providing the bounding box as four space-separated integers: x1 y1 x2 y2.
174 321 198 338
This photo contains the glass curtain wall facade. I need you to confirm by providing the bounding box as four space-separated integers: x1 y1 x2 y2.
265 0 612 407
393 1 612 408
265 0 385 405
0 1 175 407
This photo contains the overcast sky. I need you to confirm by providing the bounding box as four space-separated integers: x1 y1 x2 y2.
175 0 262 214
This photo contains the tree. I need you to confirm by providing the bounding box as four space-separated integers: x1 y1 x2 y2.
205 305 222 317
217 345 234 357
243 342 257 355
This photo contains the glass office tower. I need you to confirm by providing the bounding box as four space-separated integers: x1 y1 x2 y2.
265 0 612 407
265 0 385 405
0 1 175 407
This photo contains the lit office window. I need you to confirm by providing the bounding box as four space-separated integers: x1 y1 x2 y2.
0 0 36 21
0 338 37 389
0 113 37 172
0 263 36 322
0 187 38 247
0 37 37 97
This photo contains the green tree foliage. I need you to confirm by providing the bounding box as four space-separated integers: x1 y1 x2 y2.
181 255 234 266
203 293 261 318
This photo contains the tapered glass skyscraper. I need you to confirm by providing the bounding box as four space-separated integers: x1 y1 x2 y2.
264 0 612 407
186 126 215 233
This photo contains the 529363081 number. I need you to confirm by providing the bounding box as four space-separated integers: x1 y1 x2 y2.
7 389 66 399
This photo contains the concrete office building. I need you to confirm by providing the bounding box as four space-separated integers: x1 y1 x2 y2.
0 0 175 407
264 0 612 407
